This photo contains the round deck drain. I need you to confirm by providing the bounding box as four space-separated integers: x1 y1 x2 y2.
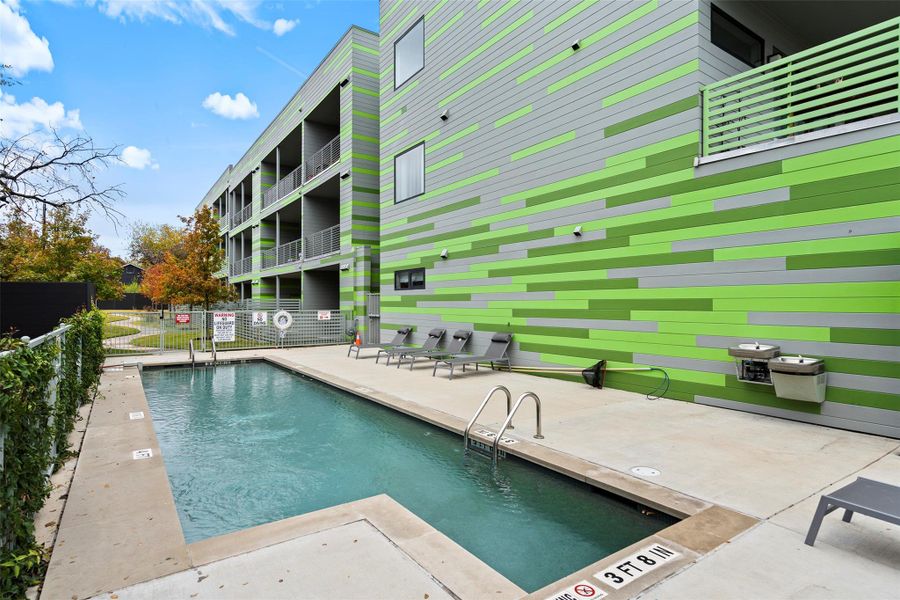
630 466 661 477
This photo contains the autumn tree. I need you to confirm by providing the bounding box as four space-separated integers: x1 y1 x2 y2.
0 208 123 300
127 221 186 266
139 206 232 309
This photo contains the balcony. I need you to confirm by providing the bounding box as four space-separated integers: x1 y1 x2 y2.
231 204 252 229
303 224 340 259
304 135 340 183
701 17 900 158
229 256 252 277
262 163 304 210
218 213 229 233
261 239 303 269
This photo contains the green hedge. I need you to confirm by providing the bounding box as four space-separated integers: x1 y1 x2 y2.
0 308 104 597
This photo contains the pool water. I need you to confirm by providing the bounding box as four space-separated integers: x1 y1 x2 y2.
141 362 674 592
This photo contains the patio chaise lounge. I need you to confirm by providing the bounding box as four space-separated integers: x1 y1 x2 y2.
376 328 445 365
347 327 411 359
805 476 900 546
432 332 512 380
395 329 472 370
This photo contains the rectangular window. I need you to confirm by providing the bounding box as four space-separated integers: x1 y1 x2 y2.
394 143 425 203
711 5 764 67
394 268 425 290
394 17 424 89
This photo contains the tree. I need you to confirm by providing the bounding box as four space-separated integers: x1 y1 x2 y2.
127 221 186 266
0 208 124 300
0 129 124 220
139 206 233 309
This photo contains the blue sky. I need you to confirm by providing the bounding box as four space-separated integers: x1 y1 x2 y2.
1 0 379 257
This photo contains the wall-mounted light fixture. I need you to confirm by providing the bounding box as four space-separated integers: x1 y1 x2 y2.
573 225 583 237
339 262 351 271
571 39 581 51
440 248 449 259
440 109 449 121
340 170 350 179
340 76 350 87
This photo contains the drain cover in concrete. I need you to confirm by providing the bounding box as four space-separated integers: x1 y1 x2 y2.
630 466 661 477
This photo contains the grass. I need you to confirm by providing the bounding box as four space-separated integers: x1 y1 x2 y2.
128 332 268 351
102 324 140 339
102 312 129 324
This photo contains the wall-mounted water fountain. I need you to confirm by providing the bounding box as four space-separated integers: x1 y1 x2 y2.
728 342 780 385
728 343 827 403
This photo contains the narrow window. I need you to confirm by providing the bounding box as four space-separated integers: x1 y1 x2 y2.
394 17 424 89
711 5 764 67
395 268 426 290
394 143 425 203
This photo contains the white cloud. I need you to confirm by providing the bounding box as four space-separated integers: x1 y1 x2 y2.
0 91 81 137
201 92 259 120
272 17 297 36
0 0 54 76
87 0 269 36
120 145 159 170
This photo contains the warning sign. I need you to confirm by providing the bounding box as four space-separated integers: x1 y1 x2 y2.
594 543 680 590
544 580 607 600
175 313 191 324
317 310 332 321
213 312 236 342
252 311 268 327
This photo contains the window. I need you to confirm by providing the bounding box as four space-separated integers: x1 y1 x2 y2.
394 143 425 203
711 5 764 67
394 17 424 89
395 268 425 290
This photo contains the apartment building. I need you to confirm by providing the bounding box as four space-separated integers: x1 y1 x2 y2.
376 0 899 436
199 26 379 317
199 1 898 436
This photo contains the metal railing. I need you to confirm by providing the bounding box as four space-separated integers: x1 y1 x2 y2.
262 164 304 209
229 256 252 277
304 135 340 182
702 17 900 156
219 213 229 232
303 224 341 258
231 204 253 229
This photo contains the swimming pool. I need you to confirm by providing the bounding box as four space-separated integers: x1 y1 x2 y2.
141 362 674 592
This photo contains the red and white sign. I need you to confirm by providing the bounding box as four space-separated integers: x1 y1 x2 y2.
317 310 332 321
544 580 606 600
175 313 191 324
213 312 236 342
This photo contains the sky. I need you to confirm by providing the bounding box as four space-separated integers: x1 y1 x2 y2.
0 0 379 257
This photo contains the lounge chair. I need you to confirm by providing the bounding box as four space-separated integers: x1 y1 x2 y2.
396 329 472 370
376 328 445 365
347 327 411 359
432 333 512 380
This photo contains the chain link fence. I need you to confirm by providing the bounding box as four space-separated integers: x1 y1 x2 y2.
102 309 351 355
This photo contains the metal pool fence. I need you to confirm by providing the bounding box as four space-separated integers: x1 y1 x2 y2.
102 309 352 355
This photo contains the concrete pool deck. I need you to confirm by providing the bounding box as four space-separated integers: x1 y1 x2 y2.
43 346 899 599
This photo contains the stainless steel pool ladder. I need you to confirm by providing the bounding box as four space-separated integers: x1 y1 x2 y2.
189 339 195 369
463 385 514 457
211 338 217 365
490 392 543 465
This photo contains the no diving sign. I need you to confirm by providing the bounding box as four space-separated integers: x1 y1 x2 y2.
544 580 606 600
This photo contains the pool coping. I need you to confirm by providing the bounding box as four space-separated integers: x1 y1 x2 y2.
112 355 761 599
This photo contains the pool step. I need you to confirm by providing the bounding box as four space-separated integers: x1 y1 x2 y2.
463 386 544 466
466 431 510 460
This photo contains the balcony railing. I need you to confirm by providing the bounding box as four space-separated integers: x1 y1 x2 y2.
304 135 340 182
219 213 229 232
261 239 302 269
262 163 304 210
702 17 900 157
303 224 340 259
229 256 252 277
231 204 252 229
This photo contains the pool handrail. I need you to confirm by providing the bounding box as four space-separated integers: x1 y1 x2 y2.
189 339 195 368
463 385 514 454
492 392 544 465
211 338 217 364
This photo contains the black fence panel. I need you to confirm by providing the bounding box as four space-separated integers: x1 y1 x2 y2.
97 293 153 310
0 281 95 338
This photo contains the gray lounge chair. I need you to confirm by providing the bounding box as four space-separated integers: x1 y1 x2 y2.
396 329 472 370
347 327 411 359
432 333 512 380
805 477 900 546
376 328 445 365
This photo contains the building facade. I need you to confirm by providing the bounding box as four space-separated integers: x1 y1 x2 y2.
200 1 899 436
